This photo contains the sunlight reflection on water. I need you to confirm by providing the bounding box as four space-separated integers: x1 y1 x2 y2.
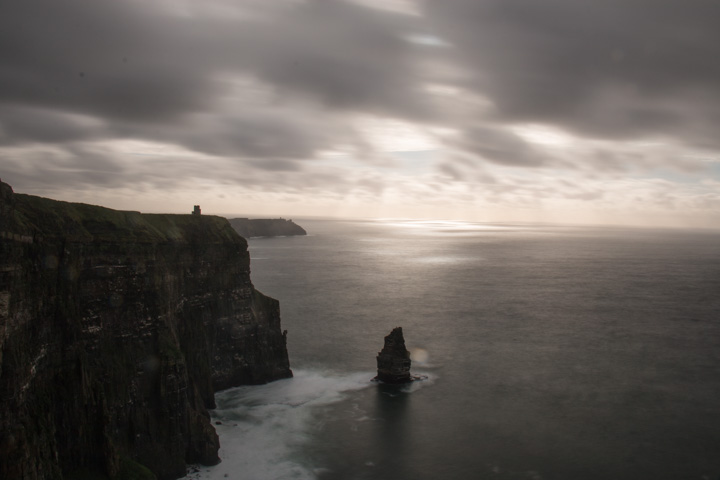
240 219 720 480
413 255 481 264
378 218 521 232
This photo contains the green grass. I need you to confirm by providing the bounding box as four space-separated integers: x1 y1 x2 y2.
6 193 244 245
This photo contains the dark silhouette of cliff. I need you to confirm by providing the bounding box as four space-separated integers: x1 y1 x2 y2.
228 218 306 238
0 180 292 480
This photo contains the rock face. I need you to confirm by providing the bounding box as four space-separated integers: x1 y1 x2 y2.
375 327 412 384
228 218 307 238
0 181 292 480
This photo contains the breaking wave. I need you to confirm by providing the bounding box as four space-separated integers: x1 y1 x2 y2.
181 369 375 480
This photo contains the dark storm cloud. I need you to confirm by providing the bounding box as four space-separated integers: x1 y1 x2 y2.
0 0 440 186
174 108 363 160
2 0 719 199
0 106 106 145
424 0 720 145
0 0 216 122
456 126 548 167
0 0 434 128
229 1 439 120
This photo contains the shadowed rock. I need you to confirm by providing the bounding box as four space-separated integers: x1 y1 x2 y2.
0 181 292 480
375 327 412 384
228 217 306 238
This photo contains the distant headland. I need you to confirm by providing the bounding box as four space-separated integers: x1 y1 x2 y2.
228 217 307 238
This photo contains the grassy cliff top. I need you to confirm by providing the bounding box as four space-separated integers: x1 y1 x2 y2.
2 188 245 245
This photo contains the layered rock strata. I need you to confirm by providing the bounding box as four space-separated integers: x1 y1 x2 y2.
0 181 292 480
375 327 412 384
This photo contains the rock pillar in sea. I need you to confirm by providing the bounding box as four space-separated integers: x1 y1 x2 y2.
375 327 412 384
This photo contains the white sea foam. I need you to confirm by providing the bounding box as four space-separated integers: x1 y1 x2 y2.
181 369 374 480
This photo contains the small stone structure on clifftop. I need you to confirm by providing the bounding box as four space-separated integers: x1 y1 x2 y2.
375 327 413 384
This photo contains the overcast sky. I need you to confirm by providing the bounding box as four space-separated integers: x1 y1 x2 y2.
2 0 720 227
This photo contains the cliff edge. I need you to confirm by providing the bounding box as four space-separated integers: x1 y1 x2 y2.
0 181 292 480
228 218 306 238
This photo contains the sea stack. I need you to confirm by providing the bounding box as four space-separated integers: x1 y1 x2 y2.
375 327 412 384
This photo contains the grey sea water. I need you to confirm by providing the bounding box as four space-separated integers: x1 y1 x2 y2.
185 219 720 480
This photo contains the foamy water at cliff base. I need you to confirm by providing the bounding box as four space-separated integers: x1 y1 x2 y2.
178 370 349 479
181 369 434 480
182 369 367 479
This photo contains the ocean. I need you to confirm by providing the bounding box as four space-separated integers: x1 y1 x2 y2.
183 219 720 480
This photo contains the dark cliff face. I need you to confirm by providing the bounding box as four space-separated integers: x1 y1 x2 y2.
375 327 412 384
228 218 307 238
0 182 292 480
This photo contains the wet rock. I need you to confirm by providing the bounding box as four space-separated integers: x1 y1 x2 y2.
375 327 412 384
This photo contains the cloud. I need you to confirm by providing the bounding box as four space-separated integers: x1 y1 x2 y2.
424 0 720 147
454 125 549 167
0 0 218 122
0 106 107 145
1 0 718 226
0 0 434 173
1 143 126 189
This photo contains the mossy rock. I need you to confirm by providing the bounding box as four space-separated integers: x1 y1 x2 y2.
116 458 157 480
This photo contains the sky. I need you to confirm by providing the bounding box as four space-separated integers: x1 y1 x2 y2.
2 0 720 228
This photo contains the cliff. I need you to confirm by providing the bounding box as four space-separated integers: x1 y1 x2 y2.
227 218 306 238
0 181 292 480
375 327 412 384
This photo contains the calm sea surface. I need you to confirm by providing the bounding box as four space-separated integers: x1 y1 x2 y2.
184 219 720 480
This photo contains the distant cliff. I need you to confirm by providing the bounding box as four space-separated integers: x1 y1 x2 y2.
0 181 292 480
228 218 306 238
